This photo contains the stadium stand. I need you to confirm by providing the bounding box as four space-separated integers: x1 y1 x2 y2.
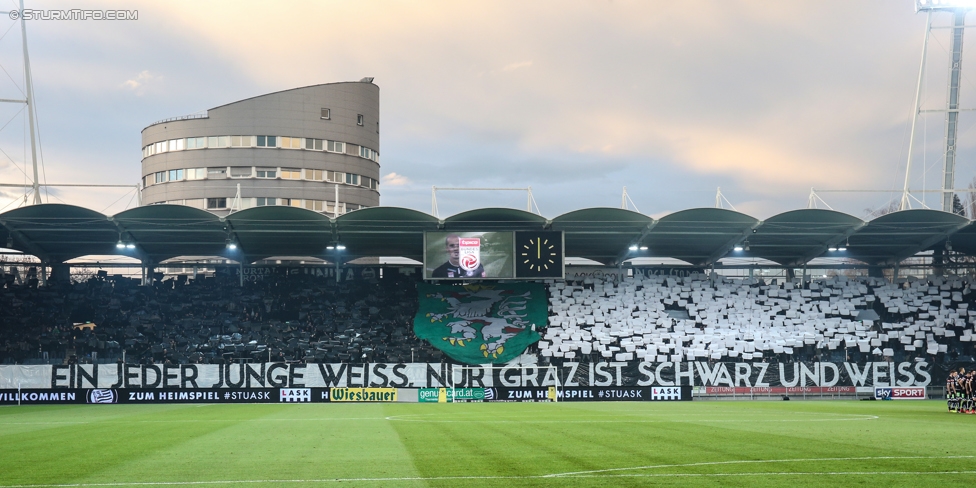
0 271 444 365
3 267 976 366
540 274 976 365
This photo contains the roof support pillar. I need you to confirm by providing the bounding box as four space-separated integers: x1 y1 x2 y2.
613 220 659 266
702 221 762 266
0 220 49 262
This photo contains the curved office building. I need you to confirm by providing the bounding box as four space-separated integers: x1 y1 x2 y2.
141 80 380 216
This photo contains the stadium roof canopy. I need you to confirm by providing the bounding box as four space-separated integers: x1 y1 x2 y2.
0 204 973 267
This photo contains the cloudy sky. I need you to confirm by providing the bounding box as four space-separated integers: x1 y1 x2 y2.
0 0 971 219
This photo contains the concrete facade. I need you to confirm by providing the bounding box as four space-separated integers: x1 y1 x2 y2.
140 81 380 216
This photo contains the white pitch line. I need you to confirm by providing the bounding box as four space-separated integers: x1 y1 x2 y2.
544 455 975 477
0 456 970 487
1 412 881 426
2 469 976 487
0 418 387 425
382 415 879 423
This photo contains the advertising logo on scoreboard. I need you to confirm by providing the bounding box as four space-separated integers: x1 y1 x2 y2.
330 388 397 402
87 389 117 404
875 387 926 400
279 388 311 402
424 232 515 280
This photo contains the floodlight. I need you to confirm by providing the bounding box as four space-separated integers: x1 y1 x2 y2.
733 246 744 252
326 245 335 250
336 244 346 250
116 241 125 249
125 243 136 250
916 0 976 12
639 246 648 251
828 247 837 252
628 245 638 251
838 247 847 252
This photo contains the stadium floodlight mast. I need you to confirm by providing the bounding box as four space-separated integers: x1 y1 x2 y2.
916 0 976 11
901 0 976 211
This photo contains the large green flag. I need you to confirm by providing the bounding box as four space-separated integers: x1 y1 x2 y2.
414 283 549 364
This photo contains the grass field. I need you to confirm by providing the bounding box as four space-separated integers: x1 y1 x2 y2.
0 400 973 487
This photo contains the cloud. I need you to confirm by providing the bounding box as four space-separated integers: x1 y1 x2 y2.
382 172 411 186
501 61 532 72
120 70 157 94
9 1 940 217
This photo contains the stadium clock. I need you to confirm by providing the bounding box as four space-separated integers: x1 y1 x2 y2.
514 231 564 278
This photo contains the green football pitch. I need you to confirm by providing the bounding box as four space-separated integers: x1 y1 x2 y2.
0 400 973 487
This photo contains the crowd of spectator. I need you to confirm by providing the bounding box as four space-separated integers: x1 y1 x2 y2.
539 274 976 366
3 266 976 367
0 268 444 365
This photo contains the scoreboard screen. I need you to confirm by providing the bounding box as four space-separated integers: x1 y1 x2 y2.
514 231 564 278
423 231 564 280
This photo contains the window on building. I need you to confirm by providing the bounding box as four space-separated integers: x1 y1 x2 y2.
321 108 331 120
255 197 276 206
256 167 277 178
230 167 252 178
305 138 323 150
168 169 184 181
326 140 345 153
357 114 364 126
186 137 206 149
281 168 301 179
231 136 252 147
326 171 343 183
208 136 230 148
305 169 323 181
326 202 345 215
143 175 153 187
206 198 227 209
345 173 359 185
208 167 227 178
356 146 378 162
280 137 301 149
187 168 206 180
305 200 324 212
155 172 167 184
280 198 303 208
154 141 166 154
168 139 184 151
256 136 277 147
